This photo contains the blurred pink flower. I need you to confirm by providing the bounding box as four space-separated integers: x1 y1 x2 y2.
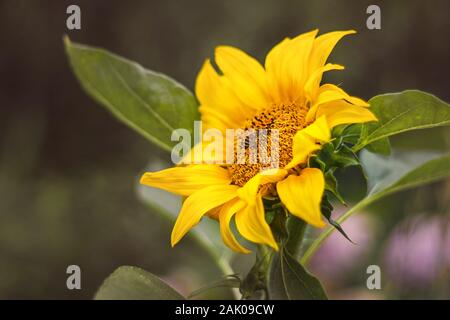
383 215 446 288
445 226 450 266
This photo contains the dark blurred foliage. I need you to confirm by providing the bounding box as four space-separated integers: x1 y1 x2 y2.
0 0 449 299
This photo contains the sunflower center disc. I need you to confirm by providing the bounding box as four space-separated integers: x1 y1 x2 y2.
228 103 307 187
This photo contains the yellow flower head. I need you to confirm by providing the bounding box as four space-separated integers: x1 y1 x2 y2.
141 30 377 253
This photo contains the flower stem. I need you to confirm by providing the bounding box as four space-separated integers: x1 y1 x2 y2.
285 216 307 257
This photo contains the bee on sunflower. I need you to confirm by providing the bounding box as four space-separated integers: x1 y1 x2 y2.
140 29 377 253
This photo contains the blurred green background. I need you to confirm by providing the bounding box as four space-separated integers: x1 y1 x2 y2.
0 0 449 299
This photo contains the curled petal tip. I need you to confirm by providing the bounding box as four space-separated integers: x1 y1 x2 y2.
139 172 150 185
170 237 179 248
269 241 280 251
170 229 181 247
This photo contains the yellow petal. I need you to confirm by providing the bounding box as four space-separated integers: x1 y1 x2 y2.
288 30 319 92
237 168 288 204
171 185 239 246
315 100 378 128
302 115 331 142
140 165 231 197
285 133 320 170
265 37 291 103
177 142 203 165
195 60 251 131
306 83 369 123
215 46 269 110
309 30 356 73
277 168 326 228
218 199 250 253
305 30 355 100
319 84 369 107
304 63 345 101
265 30 318 103
285 116 330 169
199 105 237 132
207 206 222 220
235 195 278 250
178 138 231 165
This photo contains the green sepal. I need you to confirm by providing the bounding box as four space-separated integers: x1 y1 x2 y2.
324 168 347 206
321 195 354 244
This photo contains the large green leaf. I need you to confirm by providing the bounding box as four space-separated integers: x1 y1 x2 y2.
301 150 450 264
361 150 448 196
64 37 199 152
268 247 327 300
94 266 184 300
354 90 450 151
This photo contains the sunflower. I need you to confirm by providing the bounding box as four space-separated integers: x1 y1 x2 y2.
140 29 377 253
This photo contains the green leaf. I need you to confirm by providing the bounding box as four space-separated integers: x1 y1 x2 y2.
268 247 327 300
240 255 270 299
64 37 199 152
188 275 241 299
318 143 360 169
365 137 391 155
343 124 391 155
354 90 450 152
324 169 346 205
361 150 448 196
94 266 184 300
336 124 363 146
320 194 334 218
301 150 450 265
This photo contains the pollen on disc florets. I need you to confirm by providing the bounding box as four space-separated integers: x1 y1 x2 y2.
228 103 308 187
